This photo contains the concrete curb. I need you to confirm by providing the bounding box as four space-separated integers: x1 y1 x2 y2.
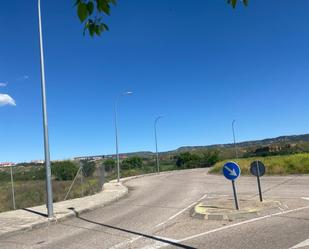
0 168 206 239
192 199 282 221
0 182 128 239
110 168 207 184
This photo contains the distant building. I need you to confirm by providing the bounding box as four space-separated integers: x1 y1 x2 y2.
0 162 16 167
31 160 44 164
74 155 105 161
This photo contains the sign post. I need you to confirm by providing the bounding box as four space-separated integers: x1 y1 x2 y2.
250 160 265 202
223 161 241 210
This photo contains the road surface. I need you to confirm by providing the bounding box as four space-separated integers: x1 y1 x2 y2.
1 168 309 249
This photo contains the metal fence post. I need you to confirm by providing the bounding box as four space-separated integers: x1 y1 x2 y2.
10 165 16 210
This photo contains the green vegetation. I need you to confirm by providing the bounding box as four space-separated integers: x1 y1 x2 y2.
174 150 220 169
81 160 96 177
75 0 248 37
75 0 116 37
52 161 79 181
122 156 143 170
0 162 101 213
209 153 309 175
227 0 248 8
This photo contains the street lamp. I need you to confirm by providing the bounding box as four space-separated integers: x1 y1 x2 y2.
114 91 133 182
38 0 53 218
154 116 164 173
232 120 238 159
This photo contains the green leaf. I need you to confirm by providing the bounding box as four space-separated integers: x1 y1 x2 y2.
95 25 101 35
78 3 88 22
231 0 237 8
97 0 110 15
87 2 94 15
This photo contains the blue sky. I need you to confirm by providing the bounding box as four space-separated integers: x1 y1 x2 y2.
1 0 309 162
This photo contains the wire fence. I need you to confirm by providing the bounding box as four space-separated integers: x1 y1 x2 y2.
0 162 107 213
0 159 176 213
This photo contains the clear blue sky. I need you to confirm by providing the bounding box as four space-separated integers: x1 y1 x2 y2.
1 0 309 162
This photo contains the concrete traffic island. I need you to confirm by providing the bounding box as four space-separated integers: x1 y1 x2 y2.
192 196 283 221
0 182 128 239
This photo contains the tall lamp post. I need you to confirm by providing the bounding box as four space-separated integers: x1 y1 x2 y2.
38 0 53 218
232 120 238 159
114 91 133 182
154 116 164 173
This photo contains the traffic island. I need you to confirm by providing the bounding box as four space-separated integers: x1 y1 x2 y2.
192 196 283 221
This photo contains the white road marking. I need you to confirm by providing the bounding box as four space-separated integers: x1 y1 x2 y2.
176 205 309 244
109 193 207 249
140 236 179 249
290 239 309 249
301 197 309 201
145 204 309 249
155 193 208 228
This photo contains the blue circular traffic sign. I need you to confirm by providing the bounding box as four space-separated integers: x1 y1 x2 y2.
223 161 241 181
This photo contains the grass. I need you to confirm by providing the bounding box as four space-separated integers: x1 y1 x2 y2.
0 177 101 213
209 153 309 175
0 163 178 213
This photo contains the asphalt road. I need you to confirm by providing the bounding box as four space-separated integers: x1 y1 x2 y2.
1 168 309 249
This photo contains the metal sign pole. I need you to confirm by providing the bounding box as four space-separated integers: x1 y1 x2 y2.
232 180 239 210
256 161 263 202
10 165 16 210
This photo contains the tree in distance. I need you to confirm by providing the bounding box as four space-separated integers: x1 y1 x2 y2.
121 156 143 170
104 158 116 172
80 160 96 177
52 161 79 181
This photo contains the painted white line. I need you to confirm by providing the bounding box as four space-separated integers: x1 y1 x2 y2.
301 197 309 201
290 239 309 249
140 236 179 249
176 205 309 243
109 193 207 249
155 193 208 228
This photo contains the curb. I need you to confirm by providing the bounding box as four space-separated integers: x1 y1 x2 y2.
192 199 282 221
0 182 128 239
110 168 207 184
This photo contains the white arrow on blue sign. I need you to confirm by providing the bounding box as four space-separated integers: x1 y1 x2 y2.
223 161 241 181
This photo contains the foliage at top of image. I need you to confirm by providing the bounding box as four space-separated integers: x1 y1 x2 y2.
227 0 249 8
75 0 116 37
75 0 248 37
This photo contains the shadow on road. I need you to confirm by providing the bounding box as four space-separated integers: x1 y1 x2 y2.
22 208 48 218
68 207 196 249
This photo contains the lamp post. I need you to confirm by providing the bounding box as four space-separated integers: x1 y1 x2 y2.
114 91 133 182
38 0 53 218
232 120 238 159
154 116 164 173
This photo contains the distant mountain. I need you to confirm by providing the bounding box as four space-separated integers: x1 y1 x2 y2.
173 134 309 152
111 134 309 159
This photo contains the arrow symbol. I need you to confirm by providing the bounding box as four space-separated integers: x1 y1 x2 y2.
224 165 237 176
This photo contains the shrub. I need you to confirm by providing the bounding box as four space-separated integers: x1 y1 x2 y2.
121 156 143 170
52 161 79 181
81 160 96 177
